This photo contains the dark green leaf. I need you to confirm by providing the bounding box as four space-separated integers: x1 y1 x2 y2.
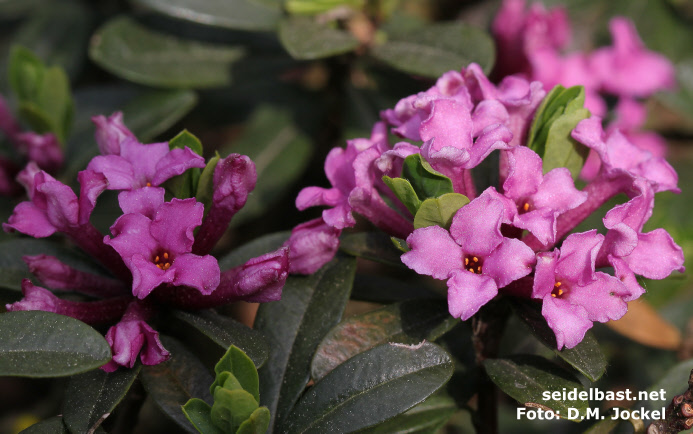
254 256 356 431
211 388 259 433
236 407 271 434
413 193 469 230
371 22 495 78
484 355 589 421
171 310 269 369
278 16 359 60
212 346 260 402
401 154 454 201
140 336 214 433
0 311 111 377
643 358 693 412
224 106 313 226
0 0 47 19
132 0 280 31
283 342 453 433
218 232 290 270
20 416 68 434
351 274 442 304
390 237 410 253
63 364 141 434
358 393 457 434
89 16 245 88
526 85 590 179
183 399 223 434
512 298 607 382
0 239 109 291
339 232 405 268
311 299 458 381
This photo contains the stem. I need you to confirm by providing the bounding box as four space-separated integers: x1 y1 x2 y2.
471 299 511 434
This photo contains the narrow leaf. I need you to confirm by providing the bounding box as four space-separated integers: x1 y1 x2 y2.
254 256 356 431
643 358 693 412
89 16 245 88
358 393 457 434
413 193 469 230
311 299 458 381
484 355 589 422
171 310 269 369
196 154 221 215
279 16 359 60
20 416 68 433
140 336 214 433
0 311 111 377
63 365 141 434
283 342 454 433
339 232 405 268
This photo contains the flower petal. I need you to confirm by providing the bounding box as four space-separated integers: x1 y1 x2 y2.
401 225 463 280
483 237 535 288
446 269 498 320
170 253 220 295
542 295 592 350
151 146 206 186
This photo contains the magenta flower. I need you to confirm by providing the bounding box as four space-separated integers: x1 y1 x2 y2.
15 132 64 173
285 217 341 275
92 111 137 155
101 301 170 372
104 188 220 299
402 189 535 320
503 146 586 245
532 231 630 349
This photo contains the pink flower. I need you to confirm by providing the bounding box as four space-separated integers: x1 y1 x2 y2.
92 111 137 155
285 217 341 275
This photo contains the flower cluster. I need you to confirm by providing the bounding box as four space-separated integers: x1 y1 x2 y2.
4 113 289 370
287 9 684 349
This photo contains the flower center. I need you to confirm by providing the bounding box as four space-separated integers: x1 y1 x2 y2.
518 200 531 214
464 255 483 274
153 251 172 270
551 281 566 298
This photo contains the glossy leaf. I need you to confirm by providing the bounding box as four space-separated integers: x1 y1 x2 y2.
279 16 359 60
224 106 313 226
212 346 260 402
311 299 458 381
236 407 271 434
63 364 141 434
484 355 589 421
20 416 68 434
526 85 590 179
0 311 111 377
371 22 495 78
282 342 454 433
401 154 454 201
254 256 356 431
413 193 469 230
382 176 421 215
358 393 457 434
218 232 291 270
132 0 281 31
339 232 405 268
140 336 214 433
183 399 223 434
512 298 607 382
171 310 269 368
89 16 245 88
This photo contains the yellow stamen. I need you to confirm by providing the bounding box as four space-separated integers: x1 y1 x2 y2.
523 202 530 212
465 258 469 266
146 182 152 187
163 252 169 260
468 268 475 273
154 256 160 263
472 257 478 262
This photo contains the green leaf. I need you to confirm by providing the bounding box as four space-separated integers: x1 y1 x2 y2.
218 232 291 270
643 358 693 412
0 311 111 377
339 232 406 268
484 355 589 421
236 407 271 434
358 393 457 434
371 22 495 78
63 364 141 434
283 342 454 433
526 85 590 179
286 0 364 15
390 237 410 253
89 16 245 88
196 154 221 215
140 336 214 433
183 399 223 434
401 154 454 201
512 298 607 382
223 106 313 226
131 0 280 31
0 239 109 291
166 129 203 198
170 129 203 155
351 274 442 304
211 388 259 433
413 193 469 230
9 45 43 100
19 416 68 434
254 255 356 431
171 310 269 369
212 346 260 402
311 299 458 381
278 16 359 60
382 176 422 215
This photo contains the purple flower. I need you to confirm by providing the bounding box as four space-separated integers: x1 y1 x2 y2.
101 301 170 372
503 146 586 245
92 112 137 155
15 132 64 173
104 189 220 299
532 231 629 349
401 189 536 320
286 217 341 275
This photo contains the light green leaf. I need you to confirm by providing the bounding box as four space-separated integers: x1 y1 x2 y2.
382 176 421 215
279 16 359 60
401 154 454 201
212 346 260 402
166 129 203 198
182 399 223 434
211 388 259 433
236 406 271 434
413 193 469 229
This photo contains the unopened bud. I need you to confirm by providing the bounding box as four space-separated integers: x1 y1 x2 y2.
682 403 693 417
674 394 684 405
